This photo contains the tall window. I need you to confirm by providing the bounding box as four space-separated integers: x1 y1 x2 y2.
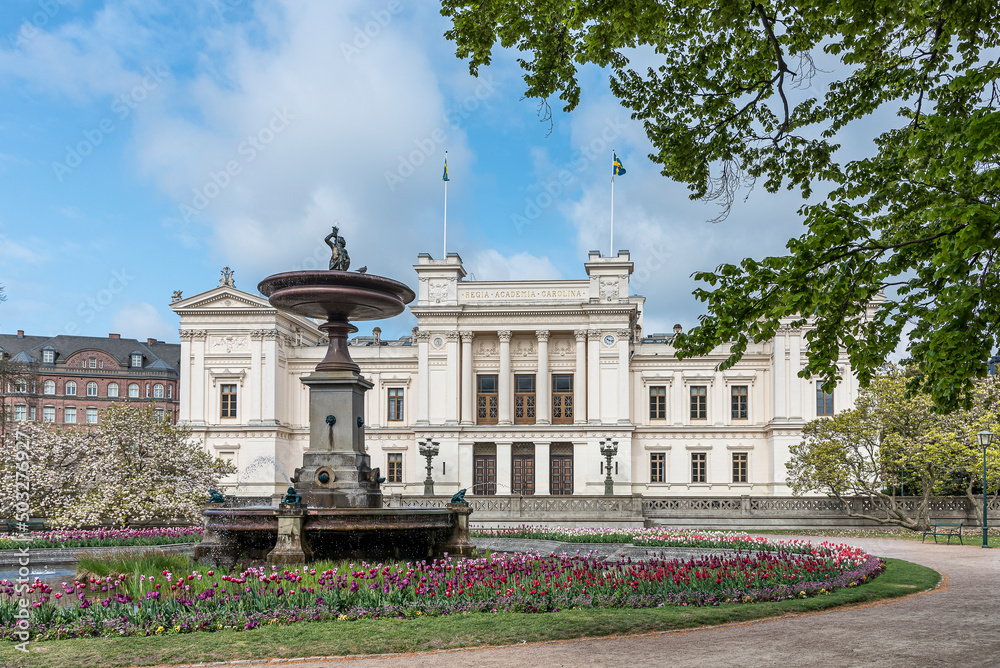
387 388 404 421
690 386 707 419
817 382 834 416
65 381 77 396
86 407 98 424
650 452 666 483
649 386 666 419
220 384 237 418
154 408 165 422
42 406 55 423
476 374 498 425
167 385 173 399
108 383 119 398
64 406 77 424
387 453 403 483
13 405 26 421
552 374 574 424
731 385 748 419
514 374 536 424
732 452 748 483
87 382 98 397
43 380 55 395
128 383 139 398
153 383 164 399
691 452 707 483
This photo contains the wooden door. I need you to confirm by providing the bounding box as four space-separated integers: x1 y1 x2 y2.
550 455 573 495
473 454 497 495
512 455 534 495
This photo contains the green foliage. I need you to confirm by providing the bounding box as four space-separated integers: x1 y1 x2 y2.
441 0 1000 410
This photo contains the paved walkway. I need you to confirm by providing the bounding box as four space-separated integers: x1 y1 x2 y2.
284 536 1000 668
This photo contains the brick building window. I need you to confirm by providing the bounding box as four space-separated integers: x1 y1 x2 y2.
153 384 164 399
649 386 666 419
552 374 574 424
64 406 76 424
65 381 77 396
88 358 96 369
817 382 834 416
42 406 55 423
476 374 498 425
387 452 403 483
43 380 55 395
13 405 26 421
514 374 536 425
154 408 165 422
387 388 404 421
691 452 707 483
650 452 666 483
108 383 119 398
220 384 237 418
731 385 748 419
732 452 748 483
131 353 143 368
86 407 98 424
167 385 173 399
690 386 707 419
128 383 139 398
43 349 55 364
87 382 98 397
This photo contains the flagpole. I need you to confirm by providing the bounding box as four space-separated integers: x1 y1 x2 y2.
610 153 615 257
443 151 448 259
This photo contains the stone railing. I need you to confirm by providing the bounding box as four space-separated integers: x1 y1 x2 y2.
384 494 645 526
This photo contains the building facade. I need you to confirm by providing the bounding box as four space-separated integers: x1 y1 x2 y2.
0 331 180 426
172 252 858 499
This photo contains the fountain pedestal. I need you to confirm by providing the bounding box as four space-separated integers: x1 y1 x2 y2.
444 503 475 557
267 503 312 564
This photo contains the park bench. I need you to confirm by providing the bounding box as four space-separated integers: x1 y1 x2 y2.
921 522 963 544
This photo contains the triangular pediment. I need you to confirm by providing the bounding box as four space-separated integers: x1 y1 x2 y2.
173 287 271 311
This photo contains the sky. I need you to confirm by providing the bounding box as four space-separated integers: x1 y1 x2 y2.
0 0 889 344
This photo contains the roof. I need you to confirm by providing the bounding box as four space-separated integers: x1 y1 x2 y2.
0 333 181 373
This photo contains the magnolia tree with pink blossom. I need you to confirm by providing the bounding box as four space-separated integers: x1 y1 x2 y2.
0 404 235 528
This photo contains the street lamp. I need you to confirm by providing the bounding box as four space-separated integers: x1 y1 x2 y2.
418 438 440 497
977 430 993 548
599 437 618 496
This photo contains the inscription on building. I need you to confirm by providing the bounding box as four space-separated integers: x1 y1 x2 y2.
460 288 585 301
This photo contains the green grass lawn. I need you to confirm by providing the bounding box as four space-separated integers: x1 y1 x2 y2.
0 558 939 668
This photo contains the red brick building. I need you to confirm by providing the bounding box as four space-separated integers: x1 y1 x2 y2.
0 331 180 425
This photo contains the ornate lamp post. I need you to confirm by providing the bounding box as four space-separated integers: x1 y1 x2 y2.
599 437 618 496
419 438 440 497
977 430 993 548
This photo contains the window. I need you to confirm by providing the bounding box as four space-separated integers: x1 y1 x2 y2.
691 452 707 483
43 380 56 395
86 407 98 424
87 382 98 397
145 384 151 398
154 408 165 422
167 385 173 399
43 349 55 364
65 381 77 396
690 386 707 419
42 406 55 423
28 406 36 421
64 406 76 424
514 374 536 424
650 452 666 483
13 405 26 422
131 353 143 368
387 453 403 483
14 380 26 393
649 386 666 419
88 357 97 369
552 374 574 424
220 384 237 418
128 383 139 398
387 388 404 421
733 453 748 483
817 382 834 415
476 374 498 425
107 383 119 398
731 385 748 419
153 383 164 399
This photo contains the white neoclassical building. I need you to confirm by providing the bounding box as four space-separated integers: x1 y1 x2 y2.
171 251 858 500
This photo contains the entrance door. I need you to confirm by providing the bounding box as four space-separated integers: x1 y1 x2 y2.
473 454 497 495
512 454 535 495
550 454 573 495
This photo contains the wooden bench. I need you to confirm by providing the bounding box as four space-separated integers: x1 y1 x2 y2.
921 522 963 544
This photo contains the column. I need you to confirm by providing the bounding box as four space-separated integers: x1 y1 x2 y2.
714 370 725 426
789 329 802 419
460 332 474 424
536 330 550 424
498 330 512 425
178 331 193 423
673 370 684 426
261 331 279 424
416 331 430 424
369 372 381 428
191 330 207 424
617 329 631 424
587 330 601 424
496 441 512 494
458 440 474 492
535 441 550 496
574 330 588 424
773 329 787 421
573 441 588 496
445 331 460 424
248 330 263 425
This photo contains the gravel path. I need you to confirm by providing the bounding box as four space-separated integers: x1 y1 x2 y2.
275 535 1000 668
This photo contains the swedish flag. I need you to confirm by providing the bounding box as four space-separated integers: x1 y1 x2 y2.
613 153 626 176
442 157 450 182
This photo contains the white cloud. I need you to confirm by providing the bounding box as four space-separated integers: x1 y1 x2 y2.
111 302 175 341
469 250 562 282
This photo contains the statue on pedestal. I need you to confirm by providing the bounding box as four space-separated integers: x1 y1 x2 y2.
325 226 350 271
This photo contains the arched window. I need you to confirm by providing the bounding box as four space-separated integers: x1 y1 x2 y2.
43 380 56 395
86 382 98 397
65 381 77 396
107 383 119 398
153 384 164 398
128 383 139 398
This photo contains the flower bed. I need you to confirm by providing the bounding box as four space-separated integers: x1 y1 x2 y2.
0 527 204 551
473 526 818 552
0 529 884 641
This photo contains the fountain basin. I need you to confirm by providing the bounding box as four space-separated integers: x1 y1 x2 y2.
258 270 415 322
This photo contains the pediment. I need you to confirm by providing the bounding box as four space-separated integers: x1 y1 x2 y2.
175 288 271 311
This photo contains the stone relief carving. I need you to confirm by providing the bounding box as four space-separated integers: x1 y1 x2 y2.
552 339 572 357
428 280 448 303
211 336 249 353
514 339 535 357
476 340 499 357
599 278 619 301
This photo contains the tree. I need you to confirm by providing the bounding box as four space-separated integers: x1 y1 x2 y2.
441 0 1000 410
0 404 235 527
0 356 39 442
787 366 1000 530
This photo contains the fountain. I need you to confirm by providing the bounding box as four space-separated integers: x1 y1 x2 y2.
196 227 474 565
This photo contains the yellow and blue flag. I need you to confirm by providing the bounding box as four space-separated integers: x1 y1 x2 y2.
442 156 450 182
613 152 626 177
